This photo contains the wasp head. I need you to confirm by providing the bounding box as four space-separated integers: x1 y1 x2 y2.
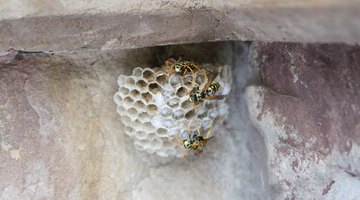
183 139 192 149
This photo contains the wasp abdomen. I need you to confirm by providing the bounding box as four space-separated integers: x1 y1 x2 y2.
206 82 221 95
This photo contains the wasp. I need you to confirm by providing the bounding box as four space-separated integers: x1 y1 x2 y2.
163 57 208 83
188 72 225 104
172 127 213 158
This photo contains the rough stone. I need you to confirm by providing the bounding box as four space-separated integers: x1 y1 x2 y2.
245 42 360 199
0 42 268 200
1 1 360 50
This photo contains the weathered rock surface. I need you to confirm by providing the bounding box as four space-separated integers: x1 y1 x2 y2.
0 42 268 200
1 1 360 50
246 42 360 199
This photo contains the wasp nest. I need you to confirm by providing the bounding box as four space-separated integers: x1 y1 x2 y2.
113 63 232 157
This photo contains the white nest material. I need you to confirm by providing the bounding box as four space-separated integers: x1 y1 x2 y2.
113 64 232 157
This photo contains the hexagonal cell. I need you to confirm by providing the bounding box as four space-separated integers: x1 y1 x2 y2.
195 74 206 86
162 119 174 128
116 105 126 113
130 119 142 128
183 75 194 87
134 131 147 140
124 96 134 104
180 129 190 139
134 101 146 110
144 122 155 130
125 77 135 85
130 89 140 98
156 74 167 85
167 98 179 108
150 138 162 150
185 110 196 119
127 107 138 117
159 106 172 117
141 92 152 103
168 129 180 136
133 67 143 77
205 101 216 109
176 86 188 97
138 112 150 121
156 128 168 137
121 115 131 125
113 94 123 104
197 108 208 119
172 109 184 120
208 110 219 119
148 83 161 94
181 100 192 110
119 87 130 95
125 126 135 135
134 142 145 151
136 79 148 88
146 104 158 113
201 118 212 130
143 69 155 80
170 75 182 87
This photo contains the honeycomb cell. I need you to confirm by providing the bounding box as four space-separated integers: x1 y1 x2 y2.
150 138 162 150
135 131 147 140
170 75 181 87
143 69 155 80
141 92 152 103
205 101 216 109
168 129 180 136
201 118 212 130
121 116 131 125
197 108 208 119
113 94 123 104
120 87 130 95
126 77 135 85
117 105 126 113
167 98 179 108
124 96 134 104
159 106 172 117
130 90 140 98
136 79 147 88
172 109 184 120
125 126 134 135
162 119 174 128
183 75 194 87
195 74 206 86
209 110 219 119
148 83 161 94
138 112 149 121
176 87 188 97
144 122 154 130
133 67 143 77
156 128 168 137
134 101 146 110
127 107 138 117
156 74 167 84
185 110 196 119
181 100 192 110
147 104 158 113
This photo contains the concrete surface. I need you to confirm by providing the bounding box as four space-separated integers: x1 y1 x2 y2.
245 42 360 200
0 42 268 200
1 1 360 51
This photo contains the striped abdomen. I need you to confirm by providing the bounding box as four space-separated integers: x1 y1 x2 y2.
206 82 220 95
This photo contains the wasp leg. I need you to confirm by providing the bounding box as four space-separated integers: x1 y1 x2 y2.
193 149 203 156
205 95 226 101
204 126 213 140
169 135 184 148
180 150 189 158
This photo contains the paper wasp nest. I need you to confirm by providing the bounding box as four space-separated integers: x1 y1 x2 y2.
113 63 232 157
